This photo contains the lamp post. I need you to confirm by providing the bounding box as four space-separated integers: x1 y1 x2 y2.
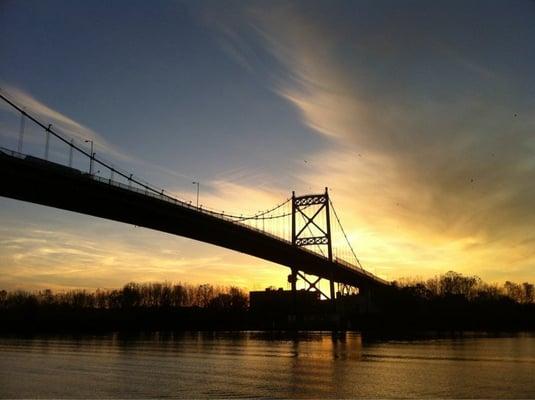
18 108 25 153
45 124 52 160
192 181 200 208
85 139 94 174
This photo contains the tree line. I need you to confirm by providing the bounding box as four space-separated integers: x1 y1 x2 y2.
393 271 534 304
1 272 534 311
0 273 534 331
0 282 248 311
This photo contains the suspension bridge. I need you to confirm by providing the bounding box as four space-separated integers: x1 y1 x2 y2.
0 92 390 302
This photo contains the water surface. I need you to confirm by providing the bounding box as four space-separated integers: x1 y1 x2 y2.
1 332 534 398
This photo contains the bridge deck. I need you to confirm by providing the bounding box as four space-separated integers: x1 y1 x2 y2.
0 148 389 289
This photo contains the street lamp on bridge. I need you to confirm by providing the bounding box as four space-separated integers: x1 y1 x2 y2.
192 181 200 208
84 139 94 175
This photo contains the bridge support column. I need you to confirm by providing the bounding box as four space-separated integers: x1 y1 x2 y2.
288 269 298 313
330 280 335 302
357 286 373 314
288 269 297 293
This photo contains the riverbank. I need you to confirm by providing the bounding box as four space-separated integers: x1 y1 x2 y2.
1 304 534 333
2 273 534 333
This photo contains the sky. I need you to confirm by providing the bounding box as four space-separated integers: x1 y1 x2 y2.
1 0 535 291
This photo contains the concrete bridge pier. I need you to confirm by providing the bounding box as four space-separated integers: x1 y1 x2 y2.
288 269 298 314
329 279 335 304
357 286 374 314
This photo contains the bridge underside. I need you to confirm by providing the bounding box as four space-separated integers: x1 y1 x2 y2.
0 151 388 292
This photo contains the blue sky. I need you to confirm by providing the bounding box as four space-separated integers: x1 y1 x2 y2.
1 0 535 290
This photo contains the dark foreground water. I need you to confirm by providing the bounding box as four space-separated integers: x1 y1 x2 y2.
1 332 535 398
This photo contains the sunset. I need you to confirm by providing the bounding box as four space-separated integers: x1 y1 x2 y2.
2 1 534 292
1 1 535 398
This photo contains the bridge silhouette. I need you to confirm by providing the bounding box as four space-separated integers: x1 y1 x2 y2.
0 92 389 301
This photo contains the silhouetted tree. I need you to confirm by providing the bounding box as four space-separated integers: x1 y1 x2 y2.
522 282 534 304
396 272 533 304
504 281 523 302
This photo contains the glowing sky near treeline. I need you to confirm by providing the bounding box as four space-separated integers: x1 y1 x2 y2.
1 0 535 291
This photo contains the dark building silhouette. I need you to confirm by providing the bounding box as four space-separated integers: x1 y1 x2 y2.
250 287 321 313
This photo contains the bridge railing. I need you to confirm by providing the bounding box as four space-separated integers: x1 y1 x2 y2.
87 174 263 224
334 257 389 285
88 174 373 275
0 145 291 238
86 175 302 249
0 146 26 160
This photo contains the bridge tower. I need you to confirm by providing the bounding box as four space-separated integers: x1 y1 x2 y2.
290 187 336 301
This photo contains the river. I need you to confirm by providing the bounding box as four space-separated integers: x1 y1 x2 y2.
1 332 534 398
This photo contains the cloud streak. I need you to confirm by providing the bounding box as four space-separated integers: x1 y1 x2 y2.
0 221 284 291
0 84 196 185
209 1 535 281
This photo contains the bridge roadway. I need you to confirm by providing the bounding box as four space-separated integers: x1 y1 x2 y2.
0 148 389 290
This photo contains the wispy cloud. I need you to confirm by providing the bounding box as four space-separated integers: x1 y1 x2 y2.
207 1 535 281
0 84 195 184
1 85 112 150
0 222 283 291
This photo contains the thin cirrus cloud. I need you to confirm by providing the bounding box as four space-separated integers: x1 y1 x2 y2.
0 222 283 291
0 85 112 152
0 84 195 184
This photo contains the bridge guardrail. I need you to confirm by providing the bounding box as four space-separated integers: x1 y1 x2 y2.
87 174 304 248
87 176 373 276
0 147 26 160
334 257 389 284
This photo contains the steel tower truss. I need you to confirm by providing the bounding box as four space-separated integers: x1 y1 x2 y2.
289 188 337 300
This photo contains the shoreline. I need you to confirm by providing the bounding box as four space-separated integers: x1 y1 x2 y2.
2 307 534 334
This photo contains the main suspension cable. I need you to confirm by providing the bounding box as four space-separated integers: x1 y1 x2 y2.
329 198 364 269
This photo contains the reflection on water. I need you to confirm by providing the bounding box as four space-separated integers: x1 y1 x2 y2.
1 332 535 398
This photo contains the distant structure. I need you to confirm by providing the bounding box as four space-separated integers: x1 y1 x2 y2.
249 287 376 318
250 287 320 313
